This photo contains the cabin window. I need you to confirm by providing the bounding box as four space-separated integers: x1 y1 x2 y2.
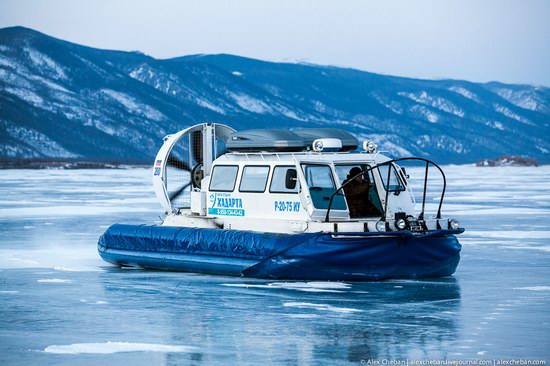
239 166 270 193
270 166 300 193
302 164 346 210
378 164 406 192
209 165 239 192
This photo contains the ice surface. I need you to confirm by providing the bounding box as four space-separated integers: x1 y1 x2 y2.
466 231 550 239
0 166 549 363
44 342 198 354
514 286 550 291
222 281 351 293
283 302 362 314
54 266 104 272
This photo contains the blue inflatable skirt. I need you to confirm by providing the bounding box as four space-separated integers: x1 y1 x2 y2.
98 224 463 280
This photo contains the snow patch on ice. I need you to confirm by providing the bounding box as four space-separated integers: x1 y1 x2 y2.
499 245 550 253
285 314 319 319
283 302 362 313
466 231 550 239
37 279 72 283
44 342 198 354
514 286 550 291
54 266 104 272
0 204 158 218
231 71 243 76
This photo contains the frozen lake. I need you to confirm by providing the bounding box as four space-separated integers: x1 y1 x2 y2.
1 165 549 365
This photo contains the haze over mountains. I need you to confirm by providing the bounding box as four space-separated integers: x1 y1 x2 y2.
0 26 549 164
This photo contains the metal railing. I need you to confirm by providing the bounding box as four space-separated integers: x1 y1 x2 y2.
324 157 447 223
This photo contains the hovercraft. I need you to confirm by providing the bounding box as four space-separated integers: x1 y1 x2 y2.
98 123 463 280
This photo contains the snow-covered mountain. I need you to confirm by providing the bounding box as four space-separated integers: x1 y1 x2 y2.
1 26 549 163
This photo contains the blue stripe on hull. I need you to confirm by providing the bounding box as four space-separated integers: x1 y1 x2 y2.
98 224 462 280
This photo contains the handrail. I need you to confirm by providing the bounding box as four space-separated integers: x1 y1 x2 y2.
324 157 447 223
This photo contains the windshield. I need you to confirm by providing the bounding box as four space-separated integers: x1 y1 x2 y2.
378 164 406 192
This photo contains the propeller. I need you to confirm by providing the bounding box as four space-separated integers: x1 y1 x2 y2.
169 181 192 201
166 155 192 171
166 153 193 204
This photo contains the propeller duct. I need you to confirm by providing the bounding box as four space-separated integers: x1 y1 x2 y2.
152 123 236 213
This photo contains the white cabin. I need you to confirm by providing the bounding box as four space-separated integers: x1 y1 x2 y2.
153 123 456 234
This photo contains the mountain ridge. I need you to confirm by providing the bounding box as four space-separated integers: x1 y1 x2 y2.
1 26 549 164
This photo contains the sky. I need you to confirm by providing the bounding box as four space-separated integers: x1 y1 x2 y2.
1 0 549 86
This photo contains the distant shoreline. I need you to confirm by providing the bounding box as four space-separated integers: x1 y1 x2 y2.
0 159 545 170
0 160 150 169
